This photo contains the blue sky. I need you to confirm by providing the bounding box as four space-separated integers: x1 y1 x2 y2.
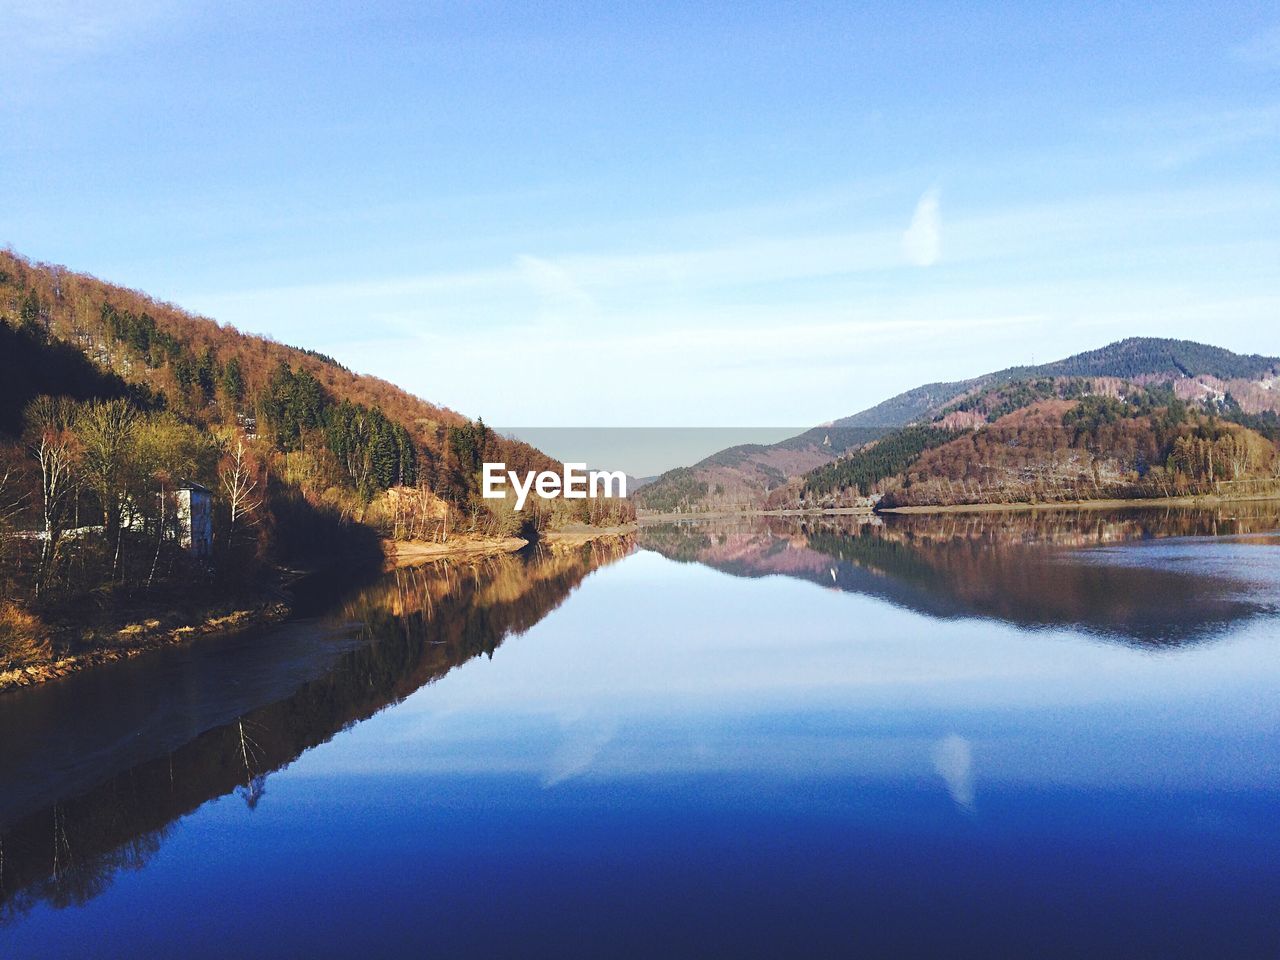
3 1 1278 428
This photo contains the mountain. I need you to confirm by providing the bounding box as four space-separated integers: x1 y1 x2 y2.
836 338 1280 430
634 338 1280 513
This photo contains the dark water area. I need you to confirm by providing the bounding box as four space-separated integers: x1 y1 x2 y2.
2 506 1279 958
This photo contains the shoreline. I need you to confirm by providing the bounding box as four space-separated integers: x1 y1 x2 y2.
384 535 530 565
637 507 875 524
636 492 1280 522
636 507 879 524
3 525 639 694
539 524 637 548
878 492 1280 514
385 524 638 565
0 598 292 694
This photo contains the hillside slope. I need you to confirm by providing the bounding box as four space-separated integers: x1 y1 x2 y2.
0 249 554 505
837 337 1280 429
794 380 1280 510
0 249 628 683
635 338 1280 513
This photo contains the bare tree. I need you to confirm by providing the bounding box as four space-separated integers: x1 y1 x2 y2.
220 438 261 543
0 450 30 532
25 397 79 597
74 399 139 578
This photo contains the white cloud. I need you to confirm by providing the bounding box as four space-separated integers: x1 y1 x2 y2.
902 186 942 267
178 179 1280 424
515 254 596 322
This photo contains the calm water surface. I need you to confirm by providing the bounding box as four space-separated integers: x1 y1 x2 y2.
2 506 1279 958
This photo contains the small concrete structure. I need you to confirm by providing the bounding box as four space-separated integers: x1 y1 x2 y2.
175 480 213 558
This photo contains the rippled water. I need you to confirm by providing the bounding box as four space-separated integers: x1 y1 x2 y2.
2 506 1279 958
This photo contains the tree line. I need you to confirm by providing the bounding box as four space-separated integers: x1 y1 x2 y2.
0 249 555 515
802 425 958 499
0 390 275 670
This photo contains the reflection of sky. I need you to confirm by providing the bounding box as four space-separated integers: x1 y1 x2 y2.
292 549 1280 797
1067 534 1280 595
8 543 1280 958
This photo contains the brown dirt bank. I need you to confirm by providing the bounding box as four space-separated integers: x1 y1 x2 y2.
383 536 529 565
386 525 637 564
0 600 291 694
539 524 637 549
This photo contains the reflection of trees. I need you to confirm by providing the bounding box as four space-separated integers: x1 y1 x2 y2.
638 505 1280 645
629 521 714 563
0 538 632 924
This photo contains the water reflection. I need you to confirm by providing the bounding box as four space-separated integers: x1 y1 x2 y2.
0 538 633 923
638 503 1280 644
3 509 1279 957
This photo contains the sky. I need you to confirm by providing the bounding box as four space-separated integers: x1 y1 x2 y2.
2 1 1279 432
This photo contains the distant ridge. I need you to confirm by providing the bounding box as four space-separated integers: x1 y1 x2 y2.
836 338 1280 429
635 337 1280 512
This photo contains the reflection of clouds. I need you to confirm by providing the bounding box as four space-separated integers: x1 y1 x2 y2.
542 715 618 787
932 734 975 812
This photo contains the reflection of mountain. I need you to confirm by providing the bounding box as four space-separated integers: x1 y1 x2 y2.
0 539 632 923
639 506 1280 645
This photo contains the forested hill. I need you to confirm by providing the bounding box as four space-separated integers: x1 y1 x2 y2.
835 338 1280 430
0 250 630 682
793 363 1280 510
0 249 555 507
635 337 1280 514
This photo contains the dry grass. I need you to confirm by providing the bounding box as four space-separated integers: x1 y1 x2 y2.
0 601 52 671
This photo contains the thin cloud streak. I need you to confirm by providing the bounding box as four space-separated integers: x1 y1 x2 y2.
172 176 1280 425
902 187 942 266
5 0 178 62
189 177 1280 323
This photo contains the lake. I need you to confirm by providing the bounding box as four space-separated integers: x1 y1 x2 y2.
2 506 1279 958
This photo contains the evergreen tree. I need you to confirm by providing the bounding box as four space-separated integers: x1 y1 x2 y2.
222 357 245 407
196 348 219 405
19 289 41 333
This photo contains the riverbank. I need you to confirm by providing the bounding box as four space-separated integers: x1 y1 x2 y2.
637 508 873 523
2 524 637 693
878 492 1280 514
385 524 637 565
0 597 292 694
540 523 637 548
384 535 530 564
637 492 1280 521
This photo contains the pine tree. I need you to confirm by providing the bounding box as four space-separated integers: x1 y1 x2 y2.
19 289 41 333
222 357 245 407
